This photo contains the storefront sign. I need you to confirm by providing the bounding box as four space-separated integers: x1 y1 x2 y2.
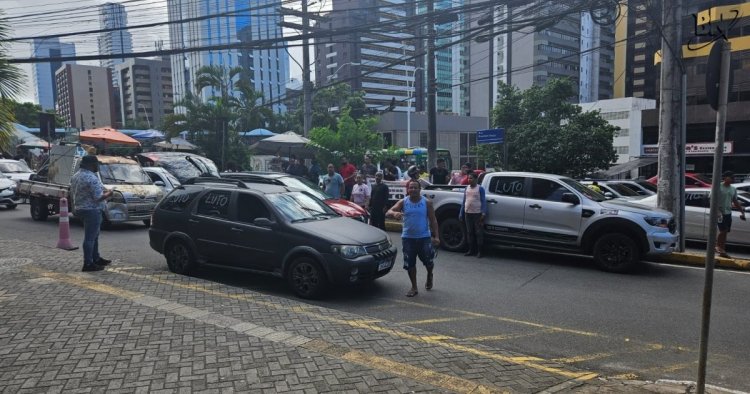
642 142 733 156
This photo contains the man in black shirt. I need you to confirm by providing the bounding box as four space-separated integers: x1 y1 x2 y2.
368 171 390 230
429 158 450 184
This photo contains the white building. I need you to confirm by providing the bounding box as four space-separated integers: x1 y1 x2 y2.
31 38 75 111
98 2 133 82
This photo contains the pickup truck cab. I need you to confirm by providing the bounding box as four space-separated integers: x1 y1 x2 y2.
425 172 678 272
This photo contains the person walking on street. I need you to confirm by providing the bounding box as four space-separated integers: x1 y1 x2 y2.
459 172 487 258
339 156 357 199
369 171 389 230
359 155 377 177
350 174 371 209
308 159 321 184
429 158 450 184
323 163 345 199
386 179 440 297
715 171 746 258
70 155 113 272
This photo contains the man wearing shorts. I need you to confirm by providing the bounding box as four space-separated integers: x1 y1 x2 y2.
386 179 440 297
716 171 746 258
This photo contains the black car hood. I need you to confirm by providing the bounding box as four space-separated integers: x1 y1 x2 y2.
295 217 387 245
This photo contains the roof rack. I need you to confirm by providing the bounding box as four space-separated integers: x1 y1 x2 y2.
183 177 248 189
221 174 284 186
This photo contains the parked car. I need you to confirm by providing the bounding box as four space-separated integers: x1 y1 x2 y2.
425 172 678 272
647 173 712 188
606 180 656 196
633 188 750 246
136 152 220 183
143 167 181 194
0 159 34 181
148 178 397 298
0 177 19 209
733 182 750 193
221 172 370 223
579 180 645 200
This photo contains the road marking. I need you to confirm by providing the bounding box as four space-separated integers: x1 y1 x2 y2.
23 267 502 394
552 344 664 364
103 266 597 381
400 316 480 325
652 262 750 275
468 329 558 342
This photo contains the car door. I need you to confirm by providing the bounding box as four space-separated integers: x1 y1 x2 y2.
684 191 708 241
483 175 527 238
522 177 582 245
227 192 279 271
192 190 236 265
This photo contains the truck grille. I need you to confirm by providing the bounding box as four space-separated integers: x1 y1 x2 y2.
126 196 157 204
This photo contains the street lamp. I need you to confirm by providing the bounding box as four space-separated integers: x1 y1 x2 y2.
326 62 360 82
406 67 423 148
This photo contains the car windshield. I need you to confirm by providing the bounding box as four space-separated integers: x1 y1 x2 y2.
99 164 152 185
606 183 640 196
279 176 332 200
561 178 605 202
0 161 32 173
266 191 336 222
143 155 220 183
692 173 712 184
635 180 657 192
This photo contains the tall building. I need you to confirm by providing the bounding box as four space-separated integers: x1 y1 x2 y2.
115 58 174 129
579 12 615 103
314 0 419 113
31 38 75 111
55 65 116 129
426 0 470 115
98 2 133 80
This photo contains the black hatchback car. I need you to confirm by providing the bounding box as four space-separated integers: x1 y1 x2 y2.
149 178 397 298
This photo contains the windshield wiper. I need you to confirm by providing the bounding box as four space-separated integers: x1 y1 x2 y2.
291 217 319 223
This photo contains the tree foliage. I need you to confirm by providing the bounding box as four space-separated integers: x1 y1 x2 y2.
286 83 367 134
309 108 382 166
0 15 26 154
477 78 618 178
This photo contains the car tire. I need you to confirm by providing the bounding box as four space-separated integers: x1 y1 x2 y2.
287 256 328 299
143 219 151 227
165 240 195 275
439 217 466 252
30 197 48 221
593 233 640 273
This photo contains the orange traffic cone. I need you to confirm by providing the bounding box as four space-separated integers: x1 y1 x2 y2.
57 197 78 251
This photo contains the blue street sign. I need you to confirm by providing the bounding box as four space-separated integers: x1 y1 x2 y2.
477 128 505 145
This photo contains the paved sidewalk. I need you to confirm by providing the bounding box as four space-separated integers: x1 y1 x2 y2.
0 239 740 393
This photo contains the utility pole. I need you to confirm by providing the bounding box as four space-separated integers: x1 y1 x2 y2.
656 0 683 247
302 0 312 136
426 0 437 169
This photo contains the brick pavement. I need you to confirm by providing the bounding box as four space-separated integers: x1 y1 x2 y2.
0 239 739 393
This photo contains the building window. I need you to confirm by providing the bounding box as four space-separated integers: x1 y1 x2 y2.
615 146 629 154
600 111 629 120
615 128 629 137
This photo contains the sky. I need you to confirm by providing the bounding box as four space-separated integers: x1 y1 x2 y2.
2 0 308 104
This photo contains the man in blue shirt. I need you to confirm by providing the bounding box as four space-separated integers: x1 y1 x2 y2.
323 163 345 199
70 155 112 272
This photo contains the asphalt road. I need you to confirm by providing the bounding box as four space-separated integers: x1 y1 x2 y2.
2 205 749 392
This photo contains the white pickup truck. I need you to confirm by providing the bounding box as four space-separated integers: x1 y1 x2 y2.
17 145 163 226
423 171 679 272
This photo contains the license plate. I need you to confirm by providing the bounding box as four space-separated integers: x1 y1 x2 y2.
378 260 392 271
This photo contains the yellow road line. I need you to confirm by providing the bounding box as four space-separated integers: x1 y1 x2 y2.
468 329 558 342
400 316 480 325
101 267 597 381
553 344 664 364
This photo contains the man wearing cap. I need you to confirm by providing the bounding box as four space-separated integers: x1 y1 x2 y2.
715 171 746 258
368 171 389 230
70 155 113 272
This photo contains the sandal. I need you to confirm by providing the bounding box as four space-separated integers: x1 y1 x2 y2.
425 273 433 290
406 289 418 297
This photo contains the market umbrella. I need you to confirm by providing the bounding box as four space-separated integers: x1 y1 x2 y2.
131 129 165 140
240 128 277 137
79 128 141 146
153 138 198 151
249 131 318 159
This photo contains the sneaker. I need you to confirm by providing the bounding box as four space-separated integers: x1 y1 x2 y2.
95 257 111 266
82 264 104 272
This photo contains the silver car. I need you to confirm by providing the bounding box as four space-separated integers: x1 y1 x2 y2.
634 188 750 246
580 180 646 200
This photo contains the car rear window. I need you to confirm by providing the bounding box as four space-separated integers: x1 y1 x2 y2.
159 189 201 212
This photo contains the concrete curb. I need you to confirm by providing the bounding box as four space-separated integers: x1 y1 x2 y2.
385 220 750 271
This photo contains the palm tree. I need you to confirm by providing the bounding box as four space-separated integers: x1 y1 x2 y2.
230 78 273 133
0 14 26 154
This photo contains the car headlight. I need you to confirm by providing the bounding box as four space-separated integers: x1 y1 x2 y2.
644 216 669 228
331 245 368 259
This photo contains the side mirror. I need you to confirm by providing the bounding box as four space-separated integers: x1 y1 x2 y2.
604 192 614 199
154 181 165 187
561 193 580 205
253 217 273 227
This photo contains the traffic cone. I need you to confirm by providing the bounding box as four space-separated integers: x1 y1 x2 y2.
57 197 78 251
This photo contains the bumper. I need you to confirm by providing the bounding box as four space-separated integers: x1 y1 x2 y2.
148 228 167 254
322 245 398 284
105 202 155 223
0 189 19 205
646 230 679 255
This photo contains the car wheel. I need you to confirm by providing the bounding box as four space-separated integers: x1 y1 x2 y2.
439 217 466 252
165 240 195 275
287 257 328 299
593 233 640 273
30 197 48 221
143 219 151 227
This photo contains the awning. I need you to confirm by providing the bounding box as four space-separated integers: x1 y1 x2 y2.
601 157 658 177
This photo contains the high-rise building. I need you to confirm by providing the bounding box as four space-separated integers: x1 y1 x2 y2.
98 2 133 81
314 0 419 113
55 65 116 129
167 0 288 109
115 58 174 129
31 38 75 111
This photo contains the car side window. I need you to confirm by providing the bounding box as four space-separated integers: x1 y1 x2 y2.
147 172 161 183
196 190 231 218
685 192 708 208
530 178 569 202
236 193 272 223
159 189 201 212
489 176 526 197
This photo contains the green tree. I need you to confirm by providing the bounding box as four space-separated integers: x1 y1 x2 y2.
286 83 367 134
0 15 26 154
476 78 617 178
309 108 382 166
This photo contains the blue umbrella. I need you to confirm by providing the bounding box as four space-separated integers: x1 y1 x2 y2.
240 128 277 137
131 129 165 139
